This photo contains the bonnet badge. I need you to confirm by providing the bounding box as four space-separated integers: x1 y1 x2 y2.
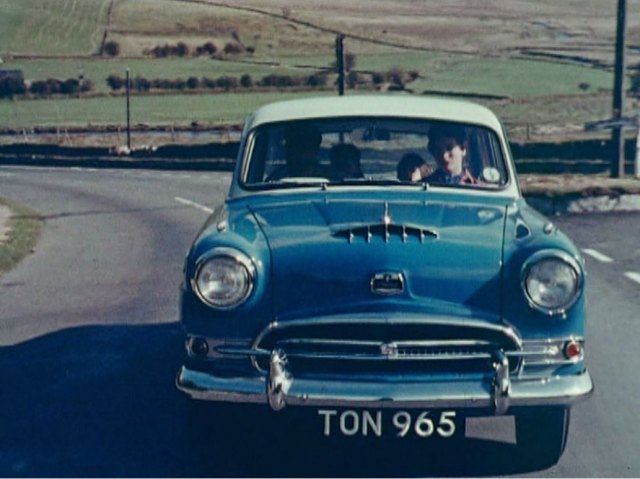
370 272 405 295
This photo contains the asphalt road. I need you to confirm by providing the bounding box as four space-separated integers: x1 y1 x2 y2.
0 165 638 477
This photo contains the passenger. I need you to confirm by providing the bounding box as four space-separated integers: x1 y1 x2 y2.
329 143 363 180
267 124 325 180
424 124 479 185
396 152 430 182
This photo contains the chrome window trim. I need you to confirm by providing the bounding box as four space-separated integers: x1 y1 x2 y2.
239 130 256 184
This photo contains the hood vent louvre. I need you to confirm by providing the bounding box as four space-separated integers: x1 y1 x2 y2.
333 223 439 244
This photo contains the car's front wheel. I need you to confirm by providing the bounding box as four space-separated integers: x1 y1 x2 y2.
514 407 571 470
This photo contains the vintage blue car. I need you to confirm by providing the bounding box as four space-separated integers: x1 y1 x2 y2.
176 95 592 467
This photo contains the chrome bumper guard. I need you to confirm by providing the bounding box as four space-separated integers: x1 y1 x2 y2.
176 349 593 414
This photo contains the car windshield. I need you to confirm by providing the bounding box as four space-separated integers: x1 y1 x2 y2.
241 117 508 189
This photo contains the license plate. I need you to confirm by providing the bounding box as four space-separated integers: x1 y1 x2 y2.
317 409 460 438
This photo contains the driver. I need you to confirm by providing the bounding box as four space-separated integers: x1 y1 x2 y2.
268 124 326 180
424 124 479 185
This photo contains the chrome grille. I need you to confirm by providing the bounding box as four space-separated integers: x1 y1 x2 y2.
252 320 522 376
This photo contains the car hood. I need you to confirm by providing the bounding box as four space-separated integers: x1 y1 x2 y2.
249 197 507 321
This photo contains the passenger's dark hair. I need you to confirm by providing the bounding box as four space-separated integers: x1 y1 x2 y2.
396 152 424 181
427 124 467 155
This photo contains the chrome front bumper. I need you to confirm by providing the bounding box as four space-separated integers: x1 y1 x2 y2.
176 350 593 414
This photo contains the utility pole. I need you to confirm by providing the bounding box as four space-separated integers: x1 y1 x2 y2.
335 34 345 96
126 68 131 151
611 0 627 178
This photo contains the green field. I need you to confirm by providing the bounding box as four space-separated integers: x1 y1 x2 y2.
0 91 334 128
0 0 111 55
5 49 616 98
0 90 613 137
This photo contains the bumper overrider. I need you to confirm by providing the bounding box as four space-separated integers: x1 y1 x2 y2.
176 348 593 415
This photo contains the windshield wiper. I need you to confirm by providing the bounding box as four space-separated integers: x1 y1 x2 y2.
246 178 431 191
327 178 430 189
246 180 329 191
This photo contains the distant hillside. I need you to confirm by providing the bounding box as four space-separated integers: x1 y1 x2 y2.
2 0 639 66
0 0 636 139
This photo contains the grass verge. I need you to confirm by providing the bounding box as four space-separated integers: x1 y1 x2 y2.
0 197 42 275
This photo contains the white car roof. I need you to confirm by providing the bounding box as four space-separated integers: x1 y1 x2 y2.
244 95 504 133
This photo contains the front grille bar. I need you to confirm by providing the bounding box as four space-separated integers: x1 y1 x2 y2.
215 343 581 368
273 338 497 361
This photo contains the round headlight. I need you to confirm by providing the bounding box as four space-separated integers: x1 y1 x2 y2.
193 249 255 309
522 251 582 316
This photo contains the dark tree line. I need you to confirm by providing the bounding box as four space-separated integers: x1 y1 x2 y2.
29 78 94 96
0 76 94 98
105 72 331 92
0 76 26 98
145 41 253 58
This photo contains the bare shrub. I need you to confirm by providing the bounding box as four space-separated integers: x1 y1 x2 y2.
240 74 253 88
0 77 26 98
80 79 95 93
216 76 238 90
106 74 124 90
187 76 200 89
223 42 245 55
371 72 385 85
306 72 328 87
201 77 217 89
60 78 80 95
176 42 190 57
103 41 120 57
196 41 217 56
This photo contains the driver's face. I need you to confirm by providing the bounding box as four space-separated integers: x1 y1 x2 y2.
433 137 465 175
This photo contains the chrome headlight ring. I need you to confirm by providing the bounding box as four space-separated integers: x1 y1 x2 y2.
521 249 583 317
191 247 256 310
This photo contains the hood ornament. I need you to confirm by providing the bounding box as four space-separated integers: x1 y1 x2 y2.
383 202 391 226
383 202 391 242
